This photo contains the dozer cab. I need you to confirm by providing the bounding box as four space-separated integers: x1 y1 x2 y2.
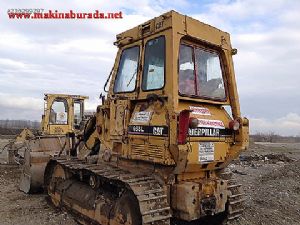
17 93 88 193
45 11 249 225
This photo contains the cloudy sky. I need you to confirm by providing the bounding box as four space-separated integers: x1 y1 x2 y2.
0 0 300 136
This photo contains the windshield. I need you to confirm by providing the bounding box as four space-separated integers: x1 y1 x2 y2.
50 99 68 125
114 46 139 93
179 44 226 100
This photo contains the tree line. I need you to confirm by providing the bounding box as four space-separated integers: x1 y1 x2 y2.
0 119 40 129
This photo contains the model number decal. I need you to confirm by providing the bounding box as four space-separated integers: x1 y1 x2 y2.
132 125 145 133
128 125 168 137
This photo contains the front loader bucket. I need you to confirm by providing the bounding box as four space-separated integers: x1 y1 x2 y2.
19 136 70 193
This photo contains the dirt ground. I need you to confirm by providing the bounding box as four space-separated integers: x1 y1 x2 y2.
229 142 300 225
0 137 78 225
0 136 299 225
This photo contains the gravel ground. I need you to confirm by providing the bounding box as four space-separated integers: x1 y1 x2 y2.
230 142 300 225
0 139 299 225
0 137 77 225
0 165 77 225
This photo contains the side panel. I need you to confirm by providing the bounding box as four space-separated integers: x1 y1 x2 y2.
128 101 175 165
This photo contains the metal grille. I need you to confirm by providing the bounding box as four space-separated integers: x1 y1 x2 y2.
131 144 164 161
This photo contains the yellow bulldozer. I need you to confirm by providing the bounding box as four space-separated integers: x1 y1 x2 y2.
4 93 89 193
44 11 249 224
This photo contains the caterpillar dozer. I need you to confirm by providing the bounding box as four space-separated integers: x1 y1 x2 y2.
17 93 89 193
44 11 249 225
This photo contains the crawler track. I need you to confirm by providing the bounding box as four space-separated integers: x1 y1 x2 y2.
219 170 245 223
227 181 245 221
49 158 171 225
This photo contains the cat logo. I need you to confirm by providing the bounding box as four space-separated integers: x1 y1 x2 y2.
153 127 164 136
155 21 164 30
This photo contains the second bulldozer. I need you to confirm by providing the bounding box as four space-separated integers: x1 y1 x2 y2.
45 11 249 225
18 93 89 193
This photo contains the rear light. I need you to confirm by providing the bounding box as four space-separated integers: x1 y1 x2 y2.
178 110 190 144
189 117 199 128
229 119 240 131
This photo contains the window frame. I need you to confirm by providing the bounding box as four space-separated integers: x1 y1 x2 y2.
73 100 83 127
141 35 166 92
178 42 228 102
49 98 69 125
113 45 140 94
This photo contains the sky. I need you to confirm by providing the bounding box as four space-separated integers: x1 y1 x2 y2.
0 0 300 136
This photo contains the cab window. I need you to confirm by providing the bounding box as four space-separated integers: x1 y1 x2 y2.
50 100 68 124
179 43 226 100
114 46 139 93
195 48 226 99
179 45 195 95
142 36 165 91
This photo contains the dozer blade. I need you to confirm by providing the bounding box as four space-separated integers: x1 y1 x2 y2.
19 136 70 193
19 160 49 193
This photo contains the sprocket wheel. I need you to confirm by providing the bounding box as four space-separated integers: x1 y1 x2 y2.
110 191 142 225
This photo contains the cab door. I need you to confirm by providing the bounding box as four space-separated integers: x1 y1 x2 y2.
127 35 175 165
109 44 141 145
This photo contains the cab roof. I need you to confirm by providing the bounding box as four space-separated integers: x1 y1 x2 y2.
44 93 89 100
115 10 232 50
